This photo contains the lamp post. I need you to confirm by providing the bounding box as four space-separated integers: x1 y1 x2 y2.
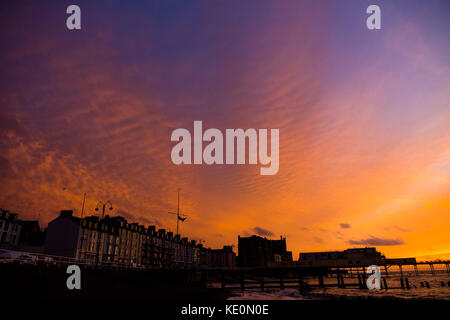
75 192 87 261
95 201 113 219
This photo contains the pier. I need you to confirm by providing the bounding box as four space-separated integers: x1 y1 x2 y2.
214 260 450 291
1 251 449 300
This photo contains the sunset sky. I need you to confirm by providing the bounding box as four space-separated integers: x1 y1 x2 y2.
1 1 449 261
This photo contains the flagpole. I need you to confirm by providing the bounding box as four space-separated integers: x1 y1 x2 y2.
168 188 186 235
177 188 180 235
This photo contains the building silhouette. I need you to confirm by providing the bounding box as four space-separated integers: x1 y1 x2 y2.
18 220 46 253
199 245 236 268
0 208 22 249
237 235 292 267
45 210 235 268
298 247 386 267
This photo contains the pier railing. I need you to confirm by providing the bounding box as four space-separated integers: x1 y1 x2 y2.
216 262 450 292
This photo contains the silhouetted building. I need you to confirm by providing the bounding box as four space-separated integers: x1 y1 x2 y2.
199 245 236 268
237 235 292 267
0 208 22 249
45 210 201 267
298 247 385 266
45 210 80 258
18 220 46 253
141 230 200 267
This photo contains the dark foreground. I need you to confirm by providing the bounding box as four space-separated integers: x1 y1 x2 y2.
1 263 448 319
0 263 231 300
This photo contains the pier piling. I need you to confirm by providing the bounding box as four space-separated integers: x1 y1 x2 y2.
429 264 435 275
336 267 340 287
298 277 304 290
361 270 367 288
340 274 345 288
358 274 363 289
318 274 324 288
383 277 388 290
405 278 410 289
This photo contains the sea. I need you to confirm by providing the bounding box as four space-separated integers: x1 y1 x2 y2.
226 272 450 300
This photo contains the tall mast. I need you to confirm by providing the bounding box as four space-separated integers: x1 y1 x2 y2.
168 188 187 235
177 188 180 234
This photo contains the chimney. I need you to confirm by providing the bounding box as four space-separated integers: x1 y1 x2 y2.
60 210 73 218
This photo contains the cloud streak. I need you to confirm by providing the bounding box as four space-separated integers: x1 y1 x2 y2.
348 236 405 246
251 227 275 237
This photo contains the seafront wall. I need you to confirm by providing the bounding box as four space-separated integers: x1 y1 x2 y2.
0 263 230 300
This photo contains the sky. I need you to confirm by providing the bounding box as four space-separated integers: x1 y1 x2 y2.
1 0 449 261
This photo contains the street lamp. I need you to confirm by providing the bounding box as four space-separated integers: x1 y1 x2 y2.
95 201 113 219
75 192 87 261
